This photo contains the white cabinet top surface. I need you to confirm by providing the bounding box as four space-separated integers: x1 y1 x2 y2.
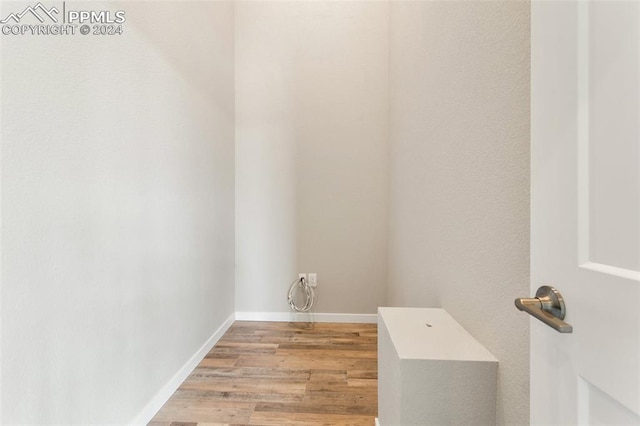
378 307 498 362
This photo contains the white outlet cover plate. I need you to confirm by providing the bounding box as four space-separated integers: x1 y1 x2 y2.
308 273 317 287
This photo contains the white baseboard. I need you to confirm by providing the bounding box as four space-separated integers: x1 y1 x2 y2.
130 313 235 425
375 418 381 426
235 311 377 323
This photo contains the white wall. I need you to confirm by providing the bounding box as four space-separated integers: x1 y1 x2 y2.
0 1 235 423
235 1 389 314
387 1 530 425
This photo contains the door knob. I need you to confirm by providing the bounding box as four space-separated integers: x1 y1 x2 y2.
515 286 573 333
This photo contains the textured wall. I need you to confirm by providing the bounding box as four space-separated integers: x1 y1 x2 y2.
0 1 235 423
387 1 531 425
235 1 389 314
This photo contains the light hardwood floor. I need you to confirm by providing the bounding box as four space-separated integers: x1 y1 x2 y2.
149 321 378 425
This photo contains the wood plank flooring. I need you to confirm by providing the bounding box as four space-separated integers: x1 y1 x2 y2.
149 321 378 425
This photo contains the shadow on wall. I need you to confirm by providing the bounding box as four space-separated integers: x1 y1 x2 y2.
123 1 234 112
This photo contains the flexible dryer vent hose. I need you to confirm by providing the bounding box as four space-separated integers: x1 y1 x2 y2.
287 277 315 312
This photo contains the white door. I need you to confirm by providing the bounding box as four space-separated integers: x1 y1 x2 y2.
531 0 640 424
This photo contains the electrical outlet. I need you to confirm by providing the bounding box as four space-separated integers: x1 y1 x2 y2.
308 273 317 287
299 273 307 282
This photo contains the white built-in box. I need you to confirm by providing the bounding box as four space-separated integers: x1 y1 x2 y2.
377 307 498 425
